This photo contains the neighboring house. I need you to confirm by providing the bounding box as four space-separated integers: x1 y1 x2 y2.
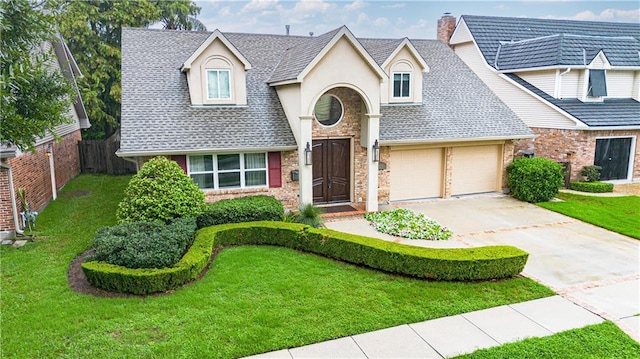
118 26 532 212
0 37 90 240
440 14 640 182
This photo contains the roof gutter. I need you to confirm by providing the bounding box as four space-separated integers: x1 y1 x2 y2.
584 125 640 131
116 145 299 158
379 134 535 146
497 65 640 73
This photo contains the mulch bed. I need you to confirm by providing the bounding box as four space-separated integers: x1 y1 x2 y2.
67 247 222 298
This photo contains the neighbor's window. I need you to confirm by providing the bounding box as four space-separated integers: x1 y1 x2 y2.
188 153 267 189
588 69 607 97
206 69 231 99
393 72 411 98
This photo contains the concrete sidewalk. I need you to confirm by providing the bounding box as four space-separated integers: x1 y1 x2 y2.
245 296 603 358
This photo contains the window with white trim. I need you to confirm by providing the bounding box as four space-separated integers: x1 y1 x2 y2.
188 153 267 189
206 69 231 100
393 72 411 98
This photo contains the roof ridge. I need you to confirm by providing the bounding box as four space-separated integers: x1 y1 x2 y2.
460 14 640 27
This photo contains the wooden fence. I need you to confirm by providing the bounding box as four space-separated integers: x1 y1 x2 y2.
78 140 137 175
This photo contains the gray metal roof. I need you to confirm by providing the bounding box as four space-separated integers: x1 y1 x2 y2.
505 73 640 127
461 15 640 70
120 27 531 154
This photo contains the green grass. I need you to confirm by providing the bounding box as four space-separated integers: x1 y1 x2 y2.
455 321 640 358
1 174 554 358
538 192 640 239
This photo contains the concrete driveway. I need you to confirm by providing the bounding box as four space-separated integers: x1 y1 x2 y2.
326 194 640 340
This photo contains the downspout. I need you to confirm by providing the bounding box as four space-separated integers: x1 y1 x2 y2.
556 68 571 99
122 156 139 171
0 162 24 236
46 144 57 200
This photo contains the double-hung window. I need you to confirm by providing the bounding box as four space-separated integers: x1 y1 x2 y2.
188 153 267 189
206 69 231 99
393 72 411 98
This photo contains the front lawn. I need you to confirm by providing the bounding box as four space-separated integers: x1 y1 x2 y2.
455 321 640 358
538 192 640 239
1 174 554 358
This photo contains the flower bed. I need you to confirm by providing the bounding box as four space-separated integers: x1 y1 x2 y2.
364 208 452 240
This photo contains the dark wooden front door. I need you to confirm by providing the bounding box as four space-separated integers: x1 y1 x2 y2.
312 139 350 203
594 138 632 180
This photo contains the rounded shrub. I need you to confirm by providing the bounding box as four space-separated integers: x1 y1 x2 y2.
507 157 563 203
117 156 206 223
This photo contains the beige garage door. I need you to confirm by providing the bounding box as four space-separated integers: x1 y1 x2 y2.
451 145 500 196
390 148 443 201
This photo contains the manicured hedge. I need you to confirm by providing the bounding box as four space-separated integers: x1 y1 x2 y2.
89 217 197 269
82 227 215 295
507 157 564 203
82 222 529 294
569 181 614 193
196 195 284 229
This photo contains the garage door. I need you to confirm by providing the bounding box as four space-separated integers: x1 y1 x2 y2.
390 148 443 201
451 145 500 195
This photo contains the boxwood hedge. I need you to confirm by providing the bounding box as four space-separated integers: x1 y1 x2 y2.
569 181 614 193
196 195 284 229
82 222 529 294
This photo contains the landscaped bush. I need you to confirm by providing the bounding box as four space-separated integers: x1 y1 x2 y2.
580 165 602 182
196 195 284 228
88 217 197 269
117 156 205 223
364 208 452 240
83 221 529 294
569 181 614 193
507 157 564 203
289 203 324 228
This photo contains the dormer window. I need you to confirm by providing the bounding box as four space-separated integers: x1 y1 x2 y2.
206 69 231 100
393 72 411 98
588 69 607 97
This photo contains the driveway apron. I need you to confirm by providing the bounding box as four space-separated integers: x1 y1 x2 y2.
326 194 640 340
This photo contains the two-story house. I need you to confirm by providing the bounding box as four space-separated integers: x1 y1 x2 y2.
440 14 640 183
0 36 90 240
118 26 533 212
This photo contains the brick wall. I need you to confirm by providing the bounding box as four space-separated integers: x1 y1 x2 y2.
0 168 13 234
515 128 640 181
0 130 82 233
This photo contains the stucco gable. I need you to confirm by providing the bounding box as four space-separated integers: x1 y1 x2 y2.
268 26 386 85
381 38 429 72
181 29 252 71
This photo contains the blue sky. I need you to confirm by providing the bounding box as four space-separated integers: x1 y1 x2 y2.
193 0 639 39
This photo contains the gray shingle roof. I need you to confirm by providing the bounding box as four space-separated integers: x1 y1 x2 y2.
505 73 640 127
267 27 342 84
462 15 640 70
120 27 531 154
380 40 531 143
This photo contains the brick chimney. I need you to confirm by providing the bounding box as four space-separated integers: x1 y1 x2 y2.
437 13 457 46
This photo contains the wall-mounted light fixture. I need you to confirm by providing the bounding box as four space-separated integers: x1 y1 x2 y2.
45 144 53 158
372 140 380 162
304 142 312 166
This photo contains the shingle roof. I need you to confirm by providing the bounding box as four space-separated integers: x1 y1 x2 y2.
120 27 531 154
380 40 531 143
505 73 640 127
461 15 640 70
268 27 341 83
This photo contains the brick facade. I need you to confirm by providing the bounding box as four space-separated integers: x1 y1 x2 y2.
0 130 83 234
0 169 13 235
515 128 640 181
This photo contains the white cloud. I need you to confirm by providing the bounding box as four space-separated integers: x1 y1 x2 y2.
344 0 367 12
546 8 639 22
373 17 389 27
218 6 231 17
292 0 335 15
381 3 405 9
357 12 369 24
241 0 280 13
